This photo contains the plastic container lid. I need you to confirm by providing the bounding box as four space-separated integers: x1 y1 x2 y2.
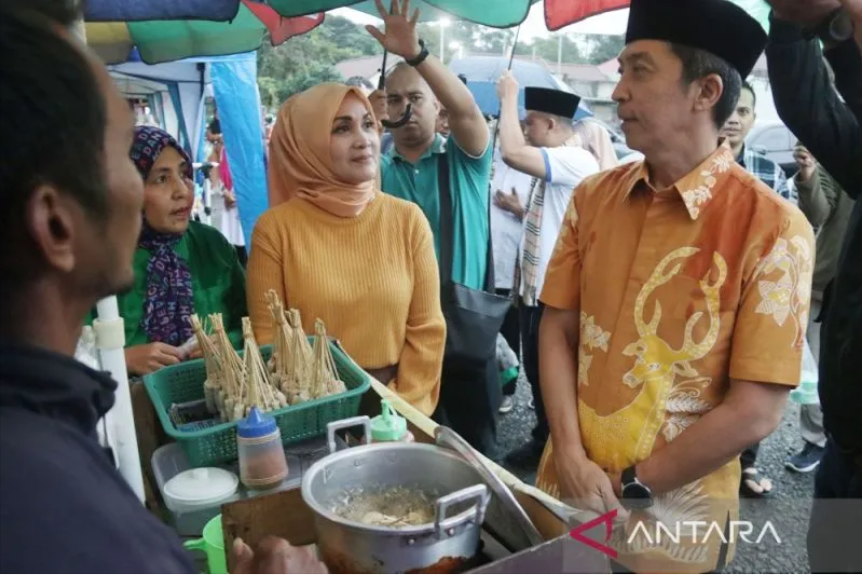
237 406 277 438
163 467 238 509
370 399 408 441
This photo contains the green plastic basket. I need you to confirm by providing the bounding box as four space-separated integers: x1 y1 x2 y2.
144 339 370 467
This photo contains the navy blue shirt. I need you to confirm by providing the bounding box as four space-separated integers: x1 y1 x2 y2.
0 344 195 573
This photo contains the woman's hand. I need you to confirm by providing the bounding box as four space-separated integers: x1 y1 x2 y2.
125 343 184 375
366 0 422 60
224 188 237 208
232 537 328 574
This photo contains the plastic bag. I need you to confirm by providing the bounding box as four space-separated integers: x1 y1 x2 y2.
496 333 519 387
790 339 819 405
74 326 100 371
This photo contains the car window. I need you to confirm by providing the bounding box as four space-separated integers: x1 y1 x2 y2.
752 127 790 153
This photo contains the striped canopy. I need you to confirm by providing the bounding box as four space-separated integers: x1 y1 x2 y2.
272 1 770 31
84 0 772 65
85 1 324 64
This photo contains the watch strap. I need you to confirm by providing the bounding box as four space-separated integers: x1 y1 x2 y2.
405 39 429 67
621 465 638 487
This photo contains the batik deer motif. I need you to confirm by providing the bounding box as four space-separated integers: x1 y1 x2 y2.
619 247 727 460
622 247 726 389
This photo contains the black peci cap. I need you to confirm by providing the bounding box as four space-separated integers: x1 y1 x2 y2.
524 87 581 119
625 0 768 78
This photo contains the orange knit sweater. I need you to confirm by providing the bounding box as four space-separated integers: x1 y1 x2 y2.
247 193 446 416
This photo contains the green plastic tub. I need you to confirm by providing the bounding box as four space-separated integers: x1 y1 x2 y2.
144 340 369 467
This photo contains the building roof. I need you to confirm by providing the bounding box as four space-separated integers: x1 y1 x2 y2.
557 63 613 83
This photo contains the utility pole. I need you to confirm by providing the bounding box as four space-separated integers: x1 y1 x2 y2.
557 34 563 75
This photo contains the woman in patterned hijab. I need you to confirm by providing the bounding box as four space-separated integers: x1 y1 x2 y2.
119 126 247 376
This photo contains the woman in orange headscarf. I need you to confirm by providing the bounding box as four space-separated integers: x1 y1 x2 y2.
248 83 445 416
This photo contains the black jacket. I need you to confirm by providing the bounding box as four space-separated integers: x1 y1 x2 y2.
0 343 195 573
766 17 862 452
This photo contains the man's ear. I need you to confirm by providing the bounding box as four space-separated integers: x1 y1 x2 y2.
694 73 724 116
26 185 78 274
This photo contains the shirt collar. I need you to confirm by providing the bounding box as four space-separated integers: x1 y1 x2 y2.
391 134 447 163
627 144 736 220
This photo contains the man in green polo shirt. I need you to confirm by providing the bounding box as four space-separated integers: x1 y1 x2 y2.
367 0 497 453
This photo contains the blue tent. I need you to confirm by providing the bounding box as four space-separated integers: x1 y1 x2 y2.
449 56 592 120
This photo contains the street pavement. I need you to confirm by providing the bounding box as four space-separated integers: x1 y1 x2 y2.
496 378 815 574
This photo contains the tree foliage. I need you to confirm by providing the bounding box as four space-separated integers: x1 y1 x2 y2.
582 34 626 65
524 35 584 64
257 15 379 109
256 14 625 110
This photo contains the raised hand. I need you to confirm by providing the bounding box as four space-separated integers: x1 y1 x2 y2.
793 144 817 182
496 70 520 102
365 0 422 61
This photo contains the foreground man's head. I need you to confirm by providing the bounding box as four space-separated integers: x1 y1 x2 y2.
0 0 143 350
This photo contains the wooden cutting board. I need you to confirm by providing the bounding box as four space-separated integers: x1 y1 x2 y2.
221 488 316 572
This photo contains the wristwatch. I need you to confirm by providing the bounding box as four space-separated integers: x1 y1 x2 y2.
405 39 430 67
803 8 855 44
621 465 654 510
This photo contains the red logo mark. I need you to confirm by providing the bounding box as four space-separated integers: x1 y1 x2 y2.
569 509 618 558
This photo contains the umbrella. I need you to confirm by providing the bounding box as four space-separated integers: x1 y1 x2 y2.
449 57 592 119
463 81 592 120
85 0 324 64
276 0 771 31
542 0 772 30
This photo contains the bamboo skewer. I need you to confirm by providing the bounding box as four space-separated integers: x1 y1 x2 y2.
192 314 223 415
242 317 288 416
310 319 346 398
266 290 296 397
211 314 246 421
286 309 313 405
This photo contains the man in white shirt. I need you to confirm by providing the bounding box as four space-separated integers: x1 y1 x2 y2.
489 148 534 413
496 73 600 464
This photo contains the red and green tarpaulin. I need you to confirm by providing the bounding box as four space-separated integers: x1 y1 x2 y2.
85 1 771 65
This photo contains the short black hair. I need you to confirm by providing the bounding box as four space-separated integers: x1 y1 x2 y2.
208 118 222 134
0 1 108 276
670 44 742 129
741 80 756 109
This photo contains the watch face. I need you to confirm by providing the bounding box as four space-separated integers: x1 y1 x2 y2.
622 482 653 509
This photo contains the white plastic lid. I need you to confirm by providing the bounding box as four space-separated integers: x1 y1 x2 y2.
164 467 239 508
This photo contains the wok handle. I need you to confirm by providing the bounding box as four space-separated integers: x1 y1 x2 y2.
326 416 372 453
434 484 490 540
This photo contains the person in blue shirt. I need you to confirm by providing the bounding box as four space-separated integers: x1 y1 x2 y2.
366 0 498 454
